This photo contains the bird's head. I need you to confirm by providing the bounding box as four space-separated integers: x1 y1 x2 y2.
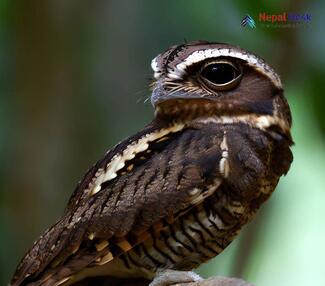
150 41 291 133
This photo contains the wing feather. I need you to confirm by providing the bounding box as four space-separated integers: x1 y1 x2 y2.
11 122 226 286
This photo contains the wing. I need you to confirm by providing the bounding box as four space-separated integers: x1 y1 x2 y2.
11 120 227 286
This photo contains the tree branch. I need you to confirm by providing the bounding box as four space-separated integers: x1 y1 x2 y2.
74 276 253 286
177 277 254 286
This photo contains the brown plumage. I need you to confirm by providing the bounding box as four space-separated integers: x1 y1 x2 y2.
11 41 293 286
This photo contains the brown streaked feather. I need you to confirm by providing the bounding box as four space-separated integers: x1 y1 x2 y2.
11 121 227 286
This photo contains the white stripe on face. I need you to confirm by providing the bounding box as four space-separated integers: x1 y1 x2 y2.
157 48 281 89
151 57 162 79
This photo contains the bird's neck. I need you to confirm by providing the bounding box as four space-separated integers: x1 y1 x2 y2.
154 98 292 142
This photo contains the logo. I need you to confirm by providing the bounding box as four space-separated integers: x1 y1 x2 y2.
241 12 311 29
241 15 256 28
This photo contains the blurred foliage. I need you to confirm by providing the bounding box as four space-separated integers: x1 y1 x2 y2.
0 1 324 285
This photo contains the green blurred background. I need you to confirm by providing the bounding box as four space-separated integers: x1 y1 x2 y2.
1 1 324 285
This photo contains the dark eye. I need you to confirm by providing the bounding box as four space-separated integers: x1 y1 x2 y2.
200 62 241 89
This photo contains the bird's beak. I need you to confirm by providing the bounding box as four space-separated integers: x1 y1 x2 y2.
151 79 199 108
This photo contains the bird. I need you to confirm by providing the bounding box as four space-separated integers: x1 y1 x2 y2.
10 41 293 286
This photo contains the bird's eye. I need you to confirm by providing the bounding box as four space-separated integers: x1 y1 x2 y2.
200 62 241 90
